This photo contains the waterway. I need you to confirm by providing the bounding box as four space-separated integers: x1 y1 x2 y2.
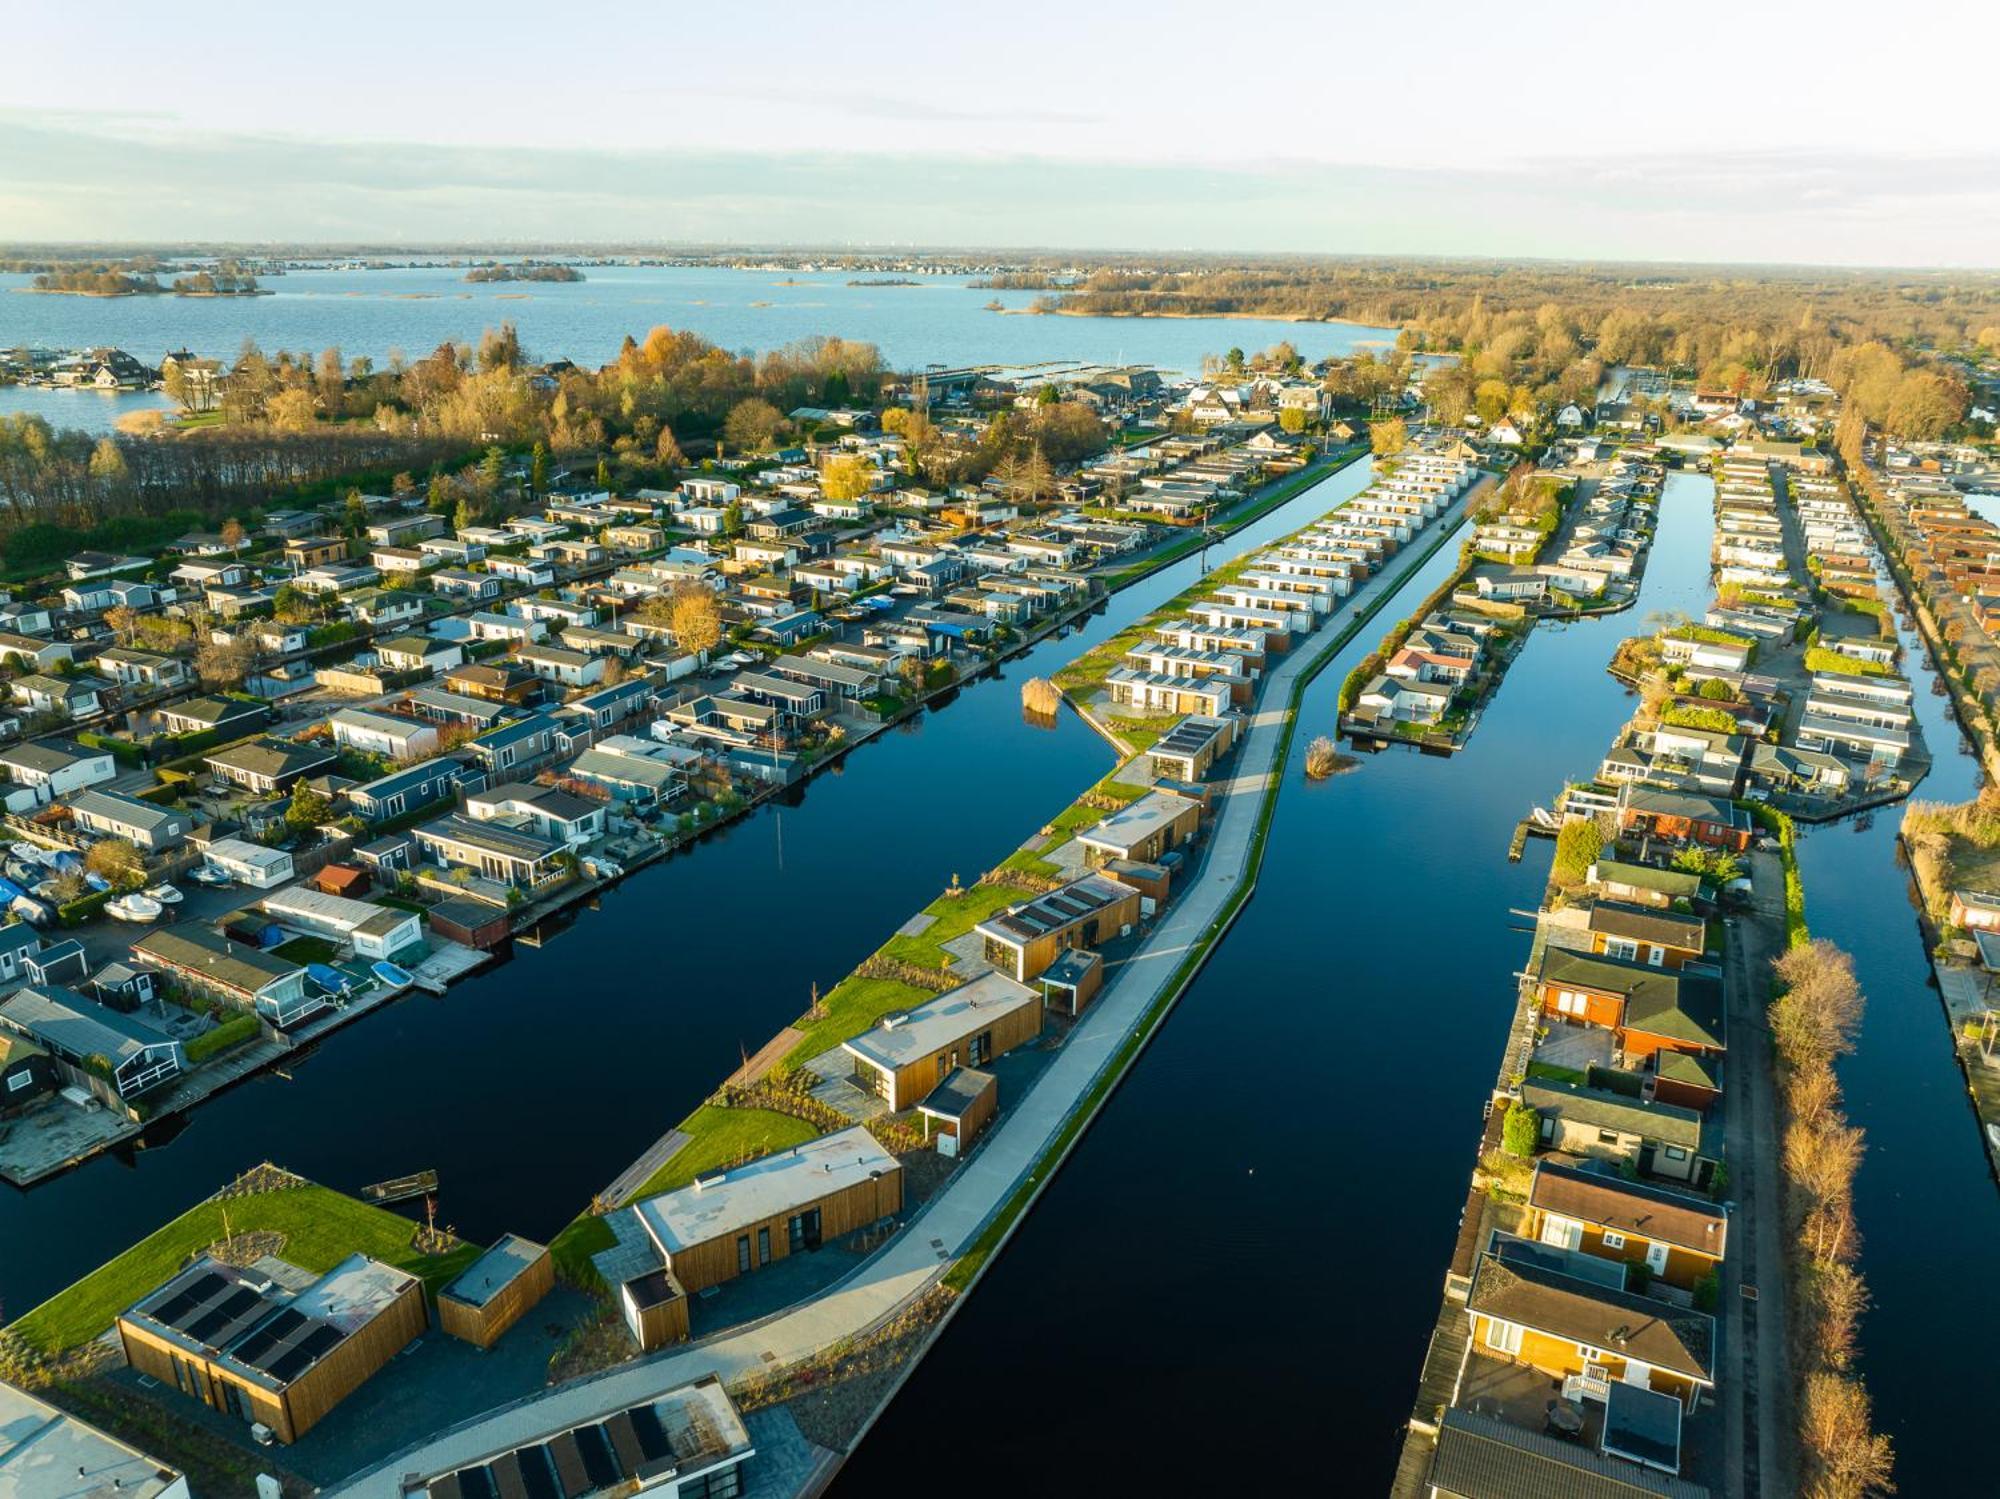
0 458 1385 1318
841 467 1996 1495
0 265 1396 434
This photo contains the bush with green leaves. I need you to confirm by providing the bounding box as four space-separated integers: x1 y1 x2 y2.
1502 1102 1540 1158
1551 819 1603 884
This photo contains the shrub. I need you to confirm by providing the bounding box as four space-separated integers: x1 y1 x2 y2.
186 1013 260 1064
1551 819 1603 885
1502 1102 1540 1158
1697 678 1735 701
57 888 116 927
1693 1269 1720 1311
1661 704 1739 734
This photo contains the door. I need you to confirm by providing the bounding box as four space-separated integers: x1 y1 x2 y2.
1645 1241 1670 1277
1622 1358 1652 1388
1539 1215 1582 1250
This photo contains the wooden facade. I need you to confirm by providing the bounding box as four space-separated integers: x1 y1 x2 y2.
1471 1317 1702 1408
619 1269 690 1351
119 1262 427 1444
844 976 1043 1111
976 876 1142 983
437 1235 555 1350
918 1068 997 1153
665 1168 902 1294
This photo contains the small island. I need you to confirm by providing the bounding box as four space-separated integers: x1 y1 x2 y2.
170 266 262 296
465 262 584 283
28 267 166 297
848 277 923 287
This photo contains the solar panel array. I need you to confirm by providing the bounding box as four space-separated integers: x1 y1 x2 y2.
428 1399 683 1499
136 1264 354 1388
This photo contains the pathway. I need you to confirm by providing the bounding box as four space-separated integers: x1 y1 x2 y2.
328 484 1476 1496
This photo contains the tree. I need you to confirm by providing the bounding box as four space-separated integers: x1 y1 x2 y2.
1370 418 1409 458
1278 406 1308 434
220 518 246 557
266 387 317 432
820 453 872 503
1551 818 1603 884
194 635 255 688
723 398 785 453
665 583 723 657
103 604 140 644
1502 1102 1539 1158
655 425 684 469
272 584 315 624
286 784 333 831
87 438 128 486
83 837 145 889
530 440 548 493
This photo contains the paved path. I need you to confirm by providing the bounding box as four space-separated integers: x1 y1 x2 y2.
330 482 1475 1496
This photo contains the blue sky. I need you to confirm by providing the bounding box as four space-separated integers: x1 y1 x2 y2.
5 0 1996 266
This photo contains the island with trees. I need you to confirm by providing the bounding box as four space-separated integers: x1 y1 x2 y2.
27 265 168 297
465 262 584 283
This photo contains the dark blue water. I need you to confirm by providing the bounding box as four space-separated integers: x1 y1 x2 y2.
0 460 1382 1320
835 472 1721 1492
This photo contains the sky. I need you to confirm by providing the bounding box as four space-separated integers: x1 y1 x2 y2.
4 0 1998 267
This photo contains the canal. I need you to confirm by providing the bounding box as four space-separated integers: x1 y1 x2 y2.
0 460 1385 1317
836 470 1722 1492
841 466 1995 1496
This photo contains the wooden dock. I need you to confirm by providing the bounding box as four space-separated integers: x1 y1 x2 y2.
360 1169 437 1205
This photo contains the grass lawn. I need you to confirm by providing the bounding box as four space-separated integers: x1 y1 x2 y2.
993 845 1064 881
549 1214 617 1290
11 1181 480 1354
632 1106 820 1202
272 935 339 965
1525 1061 1588 1087
784 974 936 1066
876 880 1039 971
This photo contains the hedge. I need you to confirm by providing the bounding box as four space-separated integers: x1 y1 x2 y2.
186 1013 259 1064
75 731 146 767
57 888 115 927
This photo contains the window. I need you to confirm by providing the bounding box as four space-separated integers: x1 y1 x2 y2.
736 1235 751 1274
1605 939 1638 961
1578 1344 1605 1362
1663 1145 1689 1161
680 1463 744 1499
1602 1231 1626 1250
6 1071 30 1093
1597 1129 1622 1146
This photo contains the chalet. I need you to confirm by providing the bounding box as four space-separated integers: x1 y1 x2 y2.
841 971 1042 1111
204 737 340 795
1583 902 1706 968
347 758 463 825
298 563 380 596
466 714 559 777
329 708 439 761
0 985 183 1104
567 736 693 807
632 1126 902 1294
375 635 464 677
131 927 319 1028
1467 1254 1715 1409
431 568 503 602
1590 859 1706 910
1615 786 1753 852
515 643 607 689
0 633 72 672
260 888 423 963
12 673 107 720
487 556 557 588
446 663 542 705
413 813 569 888
69 788 195 851
95 646 189 692
0 738 115 800
346 588 426 628
202 837 295 890
464 783 606 845
118 1254 427 1444
283 535 350 569
1519 1077 1711 1185
1525 1160 1728 1292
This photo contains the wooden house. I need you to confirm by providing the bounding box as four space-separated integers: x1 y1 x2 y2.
973 874 1143 983
1036 948 1103 1017
1536 949 1726 1069
1519 1078 1711 1186
1615 786 1754 853
840 971 1042 1111
1584 902 1706 967
917 1067 997 1155
1466 1254 1716 1410
437 1235 554 1350
1589 858 1705 910
632 1126 902 1294
1525 1160 1728 1293
1074 788 1201 868
118 1254 426 1444
619 1268 690 1351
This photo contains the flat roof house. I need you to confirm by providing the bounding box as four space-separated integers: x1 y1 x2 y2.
1074 788 1201 868
330 708 440 762
1147 712 1240 782
401 1375 754 1499
68 786 196 850
201 836 296 890
975 873 1143 983
132 927 320 1028
118 1252 427 1444
414 813 568 889
633 1125 903 1294
1525 1160 1728 1293
261 886 424 962
841 970 1042 1111
0 984 183 1105
0 738 115 800
0 1381 188 1499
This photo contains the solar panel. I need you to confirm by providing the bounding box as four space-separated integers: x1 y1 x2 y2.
297 1324 343 1359
572 1426 620 1490
266 1343 317 1384
515 1446 561 1499
185 1285 269 1344
627 1404 671 1463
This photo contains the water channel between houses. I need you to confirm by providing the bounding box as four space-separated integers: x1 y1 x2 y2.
834 470 1995 1496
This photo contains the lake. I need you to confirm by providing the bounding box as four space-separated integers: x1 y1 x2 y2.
0 265 1397 433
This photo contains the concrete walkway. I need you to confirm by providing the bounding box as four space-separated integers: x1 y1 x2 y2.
330 483 1475 1496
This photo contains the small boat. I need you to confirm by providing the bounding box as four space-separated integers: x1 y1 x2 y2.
186 864 232 887
583 856 624 880
370 960 414 989
305 962 352 996
728 650 761 667
106 893 163 923
144 883 184 905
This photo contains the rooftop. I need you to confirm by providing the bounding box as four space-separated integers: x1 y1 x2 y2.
440 1235 548 1311
1468 1255 1715 1383
1074 788 1200 856
976 874 1134 946
843 972 1041 1070
634 1126 899 1256
0 1380 186 1499
1531 1161 1728 1258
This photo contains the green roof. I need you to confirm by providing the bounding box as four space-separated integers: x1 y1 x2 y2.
1519 1077 1706 1150
1538 949 1723 1050
1593 859 1703 896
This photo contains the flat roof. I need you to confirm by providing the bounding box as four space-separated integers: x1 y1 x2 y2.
843 972 1041 1071
1074 789 1200 855
0 1380 185 1499
977 874 1134 947
917 1066 996 1120
635 1125 899 1256
1430 1408 1707 1499
441 1235 549 1310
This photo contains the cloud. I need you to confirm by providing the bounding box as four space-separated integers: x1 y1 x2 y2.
0 119 1995 268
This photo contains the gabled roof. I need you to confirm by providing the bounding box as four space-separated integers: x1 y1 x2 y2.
1468 1255 1715 1383
1519 1078 1705 1150
1530 1160 1727 1259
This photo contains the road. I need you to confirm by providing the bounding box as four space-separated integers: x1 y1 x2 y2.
327 478 1478 1494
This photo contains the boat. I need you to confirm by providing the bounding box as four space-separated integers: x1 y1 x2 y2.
144 883 184 905
105 893 163 923
728 650 761 667
583 856 625 880
370 960 414 989
305 962 352 996
186 864 232 887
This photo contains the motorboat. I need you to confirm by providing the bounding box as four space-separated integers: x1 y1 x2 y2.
106 893 163 923
144 883 184 905
370 960 415 989
186 864 232 887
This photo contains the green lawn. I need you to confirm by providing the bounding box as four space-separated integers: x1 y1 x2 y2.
876 881 1040 971
784 974 937 1065
11 1181 480 1354
1525 1061 1588 1087
272 935 339 965
631 1106 820 1202
993 845 1064 881
549 1214 617 1290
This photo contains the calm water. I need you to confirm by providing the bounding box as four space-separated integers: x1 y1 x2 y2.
0 265 1396 434
841 471 1999 1494
0 459 1382 1317
837 471 1721 1492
